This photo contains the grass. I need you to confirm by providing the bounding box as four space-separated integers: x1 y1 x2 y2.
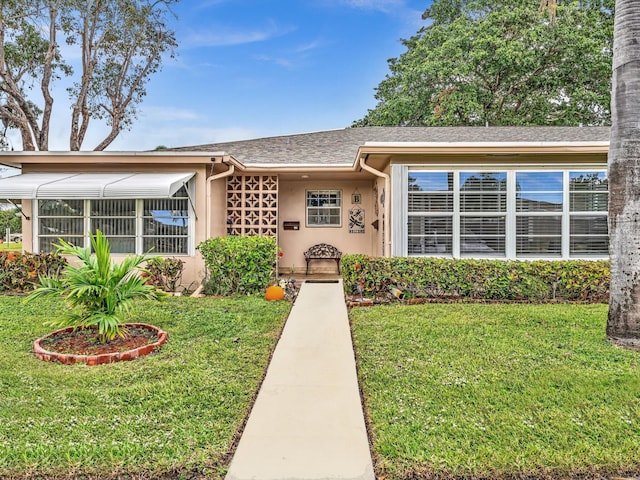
351 303 640 480
0 242 21 251
0 294 290 479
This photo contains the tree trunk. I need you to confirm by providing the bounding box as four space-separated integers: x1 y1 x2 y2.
607 0 640 346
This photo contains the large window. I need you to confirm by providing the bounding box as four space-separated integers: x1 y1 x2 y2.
460 172 506 257
403 169 608 259
408 172 453 254
516 172 563 257
91 199 136 254
306 190 342 227
38 200 85 253
569 171 608 256
37 187 191 255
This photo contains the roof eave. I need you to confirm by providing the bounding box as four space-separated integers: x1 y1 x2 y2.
0 150 237 167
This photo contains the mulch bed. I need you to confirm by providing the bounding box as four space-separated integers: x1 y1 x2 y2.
39 326 158 356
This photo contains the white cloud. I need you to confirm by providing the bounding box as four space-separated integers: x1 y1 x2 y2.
293 40 324 54
254 54 294 69
182 20 296 48
137 106 203 122
339 0 406 13
321 0 424 29
254 39 324 69
109 125 262 151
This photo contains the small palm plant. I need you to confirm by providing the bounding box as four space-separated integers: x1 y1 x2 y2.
27 230 165 342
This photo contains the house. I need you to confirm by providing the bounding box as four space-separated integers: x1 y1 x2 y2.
0 126 610 288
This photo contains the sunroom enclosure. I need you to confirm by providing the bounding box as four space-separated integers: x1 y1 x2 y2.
391 166 608 260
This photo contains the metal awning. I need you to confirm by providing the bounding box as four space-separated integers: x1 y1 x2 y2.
0 172 195 199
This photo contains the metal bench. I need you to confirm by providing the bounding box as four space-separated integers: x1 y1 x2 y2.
304 243 342 275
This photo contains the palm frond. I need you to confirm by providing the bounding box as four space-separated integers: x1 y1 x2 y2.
27 231 165 343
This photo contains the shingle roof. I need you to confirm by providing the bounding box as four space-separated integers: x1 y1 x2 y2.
168 126 611 166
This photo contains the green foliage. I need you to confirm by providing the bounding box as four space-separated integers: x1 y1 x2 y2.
197 235 278 296
0 295 289 478
354 0 614 127
343 255 609 302
26 230 165 341
0 0 177 150
0 208 21 234
352 303 640 478
144 257 185 292
0 251 66 292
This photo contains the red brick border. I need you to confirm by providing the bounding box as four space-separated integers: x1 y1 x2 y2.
33 323 168 365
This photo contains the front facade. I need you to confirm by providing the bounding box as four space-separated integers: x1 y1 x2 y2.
0 127 610 288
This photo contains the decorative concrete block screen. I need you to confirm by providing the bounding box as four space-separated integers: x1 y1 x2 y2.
227 176 278 237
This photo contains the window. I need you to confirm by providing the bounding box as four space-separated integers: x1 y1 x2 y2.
516 172 563 257
403 169 608 259
460 172 506 257
306 190 342 227
407 172 453 254
143 191 190 254
569 171 608 256
91 200 136 254
38 200 85 252
37 187 191 255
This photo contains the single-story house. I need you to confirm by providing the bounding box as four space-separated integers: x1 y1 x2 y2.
0 126 610 288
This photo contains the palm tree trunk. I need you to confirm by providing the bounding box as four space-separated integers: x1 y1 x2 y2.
607 1 640 346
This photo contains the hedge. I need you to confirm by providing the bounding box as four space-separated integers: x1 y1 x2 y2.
0 251 67 292
342 255 609 303
197 235 278 295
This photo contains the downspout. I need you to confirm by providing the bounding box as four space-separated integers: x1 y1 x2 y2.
206 162 235 239
359 156 391 257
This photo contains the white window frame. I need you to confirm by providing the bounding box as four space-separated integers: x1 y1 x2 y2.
514 171 564 258
399 167 608 260
34 186 194 256
406 171 454 256
306 190 342 227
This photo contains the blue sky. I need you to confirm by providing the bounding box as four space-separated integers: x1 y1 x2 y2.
42 0 429 151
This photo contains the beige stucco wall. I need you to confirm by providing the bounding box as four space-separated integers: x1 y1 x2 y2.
277 178 378 275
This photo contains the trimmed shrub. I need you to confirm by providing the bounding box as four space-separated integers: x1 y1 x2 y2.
342 255 609 303
0 251 67 292
145 257 185 292
197 236 277 296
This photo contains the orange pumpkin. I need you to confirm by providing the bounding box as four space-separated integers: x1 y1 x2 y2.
265 285 285 301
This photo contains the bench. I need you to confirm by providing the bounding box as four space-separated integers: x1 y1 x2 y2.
304 243 342 275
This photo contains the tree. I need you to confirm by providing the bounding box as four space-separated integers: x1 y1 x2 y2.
0 207 20 234
354 0 614 127
607 1 640 346
0 0 177 151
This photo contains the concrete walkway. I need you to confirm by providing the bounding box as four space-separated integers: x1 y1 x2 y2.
225 280 375 480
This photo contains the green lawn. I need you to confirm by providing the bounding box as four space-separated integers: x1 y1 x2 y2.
351 303 640 480
0 295 290 479
0 242 21 251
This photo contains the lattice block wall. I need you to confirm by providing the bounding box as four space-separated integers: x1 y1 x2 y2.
227 175 278 237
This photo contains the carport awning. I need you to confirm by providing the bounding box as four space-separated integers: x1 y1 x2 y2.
0 172 195 199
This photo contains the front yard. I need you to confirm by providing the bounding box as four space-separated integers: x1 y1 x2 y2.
0 295 289 479
351 303 640 480
4 293 639 480
0 242 21 252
